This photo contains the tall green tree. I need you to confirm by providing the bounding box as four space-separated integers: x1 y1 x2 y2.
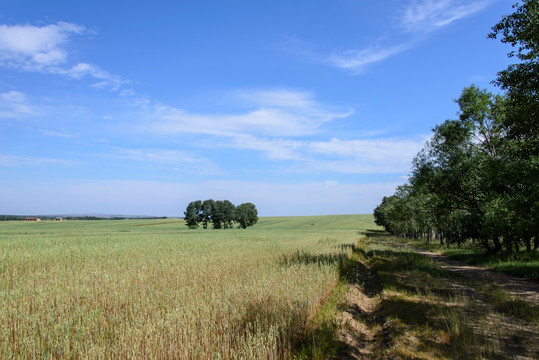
184 200 202 228
200 199 214 229
489 0 539 153
211 200 225 229
373 196 392 231
222 200 236 229
489 0 539 251
235 203 258 229
410 86 508 251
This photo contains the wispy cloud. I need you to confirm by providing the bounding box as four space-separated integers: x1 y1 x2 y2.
327 43 412 74
108 148 224 176
112 148 204 165
239 135 427 174
237 89 327 113
0 90 35 117
322 0 491 74
401 0 491 33
230 134 304 161
38 129 77 138
308 137 423 160
0 22 125 90
133 87 425 174
145 89 353 138
57 62 125 90
0 154 77 167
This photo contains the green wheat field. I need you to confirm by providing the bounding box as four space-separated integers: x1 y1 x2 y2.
0 215 378 359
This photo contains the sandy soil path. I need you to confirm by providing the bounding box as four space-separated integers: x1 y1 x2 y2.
408 246 539 305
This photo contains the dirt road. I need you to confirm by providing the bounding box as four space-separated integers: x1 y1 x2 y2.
410 247 539 305
336 239 539 359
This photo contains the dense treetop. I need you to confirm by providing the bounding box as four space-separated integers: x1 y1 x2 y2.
184 200 258 229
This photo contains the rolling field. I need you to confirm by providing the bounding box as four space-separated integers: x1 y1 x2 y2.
0 215 378 359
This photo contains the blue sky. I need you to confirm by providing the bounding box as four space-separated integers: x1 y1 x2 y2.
0 0 514 216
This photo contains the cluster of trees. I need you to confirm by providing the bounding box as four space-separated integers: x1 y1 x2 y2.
374 1 538 253
184 200 258 229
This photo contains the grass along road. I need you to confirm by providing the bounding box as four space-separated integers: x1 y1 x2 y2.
399 237 539 282
336 233 539 359
400 245 539 305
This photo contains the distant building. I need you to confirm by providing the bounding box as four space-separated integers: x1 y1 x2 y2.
24 218 41 221
55 217 64 221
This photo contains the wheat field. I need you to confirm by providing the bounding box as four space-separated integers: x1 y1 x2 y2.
0 215 376 359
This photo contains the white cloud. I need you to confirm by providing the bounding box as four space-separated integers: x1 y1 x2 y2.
327 43 412 73
323 0 491 74
0 22 124 90
0 90 35 117
39 129 76 138
293 159 412 175
1 90 25 102
231 134 304 161
58 62 125 90
109 148 224 176
238 89 325 113
0 22 85 69
312 136 427 174
0 154 77 167
145 89 352 137
112 148 202 164
135 86 425 175
308 137 424 161
234 135 426 174
401 0 490 33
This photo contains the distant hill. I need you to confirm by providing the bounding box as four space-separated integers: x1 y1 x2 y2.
0 214 169 221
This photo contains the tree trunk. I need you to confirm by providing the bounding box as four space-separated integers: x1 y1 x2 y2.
524 234 531 252
493 237 502 253
480 237 492 252
506 238 512 254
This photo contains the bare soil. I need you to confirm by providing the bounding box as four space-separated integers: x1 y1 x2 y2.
337 284 379 359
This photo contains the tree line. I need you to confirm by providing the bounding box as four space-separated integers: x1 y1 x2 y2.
0 215 169 221
374 0 538 253
183 200 259 229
